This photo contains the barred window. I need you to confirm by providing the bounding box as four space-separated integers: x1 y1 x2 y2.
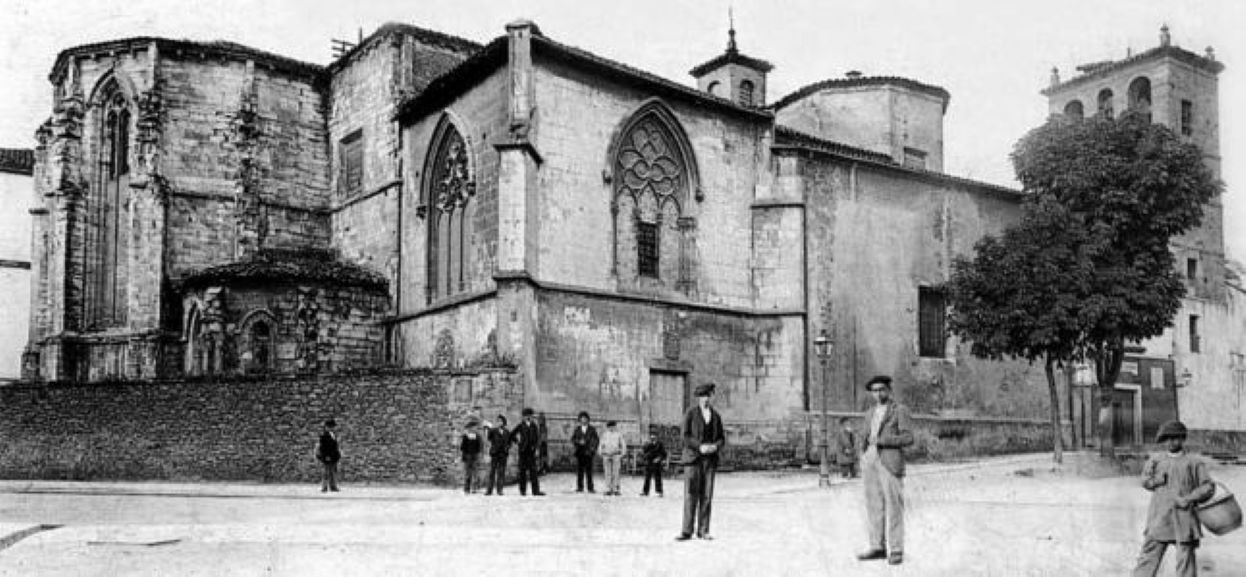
738 80 755 107
1190 315 1201 354
1181 100 1194 136
918 287 946 358
340 130 363 194
637 221 659 278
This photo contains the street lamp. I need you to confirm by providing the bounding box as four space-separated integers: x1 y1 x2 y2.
814 330 833 488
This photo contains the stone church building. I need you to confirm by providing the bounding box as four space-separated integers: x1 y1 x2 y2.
22 21 1242 453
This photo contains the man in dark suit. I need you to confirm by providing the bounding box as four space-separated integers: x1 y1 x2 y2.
676 383 726 541
856 375 914 566
511 407 546 496
484 415 511 496
571 411 599 493
315 418 342 493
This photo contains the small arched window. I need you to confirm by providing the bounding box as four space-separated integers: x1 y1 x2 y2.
242 316 274 374
1063 100 1084 119
1127 77 1152 122
738 80 755 107
706 81 721 97
1097 89 1115 119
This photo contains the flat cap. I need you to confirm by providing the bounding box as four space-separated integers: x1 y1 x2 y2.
1155 420 1188 442
693 383 716 397
522 407 535 416
865 375 893 391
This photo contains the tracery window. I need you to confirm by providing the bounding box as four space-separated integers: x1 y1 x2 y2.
611 102 699 292
422 118 474 303
87 79 131 329
240 311 275 374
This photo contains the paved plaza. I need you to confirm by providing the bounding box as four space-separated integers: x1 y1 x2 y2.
1 453 1244 576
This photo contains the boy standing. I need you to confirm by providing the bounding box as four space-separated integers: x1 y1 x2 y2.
640 426 668 496
836 418 859 479
512 408 546 496
460 419 483 494
484 415 511 496
315 419 341 493
1132 420 1216 577
599 420 626 496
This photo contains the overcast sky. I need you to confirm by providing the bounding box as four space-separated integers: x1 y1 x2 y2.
3 0 1243 256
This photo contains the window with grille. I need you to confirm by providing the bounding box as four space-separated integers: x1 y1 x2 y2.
340 130 363 195
738 80 755 107
637 221 659 278
918 287 947 358
1190 315 1201 353
1181 100 1194 136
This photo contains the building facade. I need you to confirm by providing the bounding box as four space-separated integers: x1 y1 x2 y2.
21 21 1241 456
1 148 34 382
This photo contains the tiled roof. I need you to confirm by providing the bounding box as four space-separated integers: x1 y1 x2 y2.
51 37 324 83
327 22 481 74
397 27 774 125
1043 44 1225 95
771 76 951 112
772 126 1021 198
689 49 774 77
0 148 34 176
177 249 388 291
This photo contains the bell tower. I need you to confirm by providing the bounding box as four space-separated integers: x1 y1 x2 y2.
689 13 773 107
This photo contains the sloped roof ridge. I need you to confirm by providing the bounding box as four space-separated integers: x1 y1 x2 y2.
771 75 951 111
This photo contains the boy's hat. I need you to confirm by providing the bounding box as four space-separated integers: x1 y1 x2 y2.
1155 420 1188 442
578 411 591 421
865 375 893 391
648 424 659 433
465 417 480 428
496 414 508 425
606 420 617 427
522 407 535 417
324 418 337 428
693 383 716 397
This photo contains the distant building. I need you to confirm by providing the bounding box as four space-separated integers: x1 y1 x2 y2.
1044 25 1246 446
0 148 33 382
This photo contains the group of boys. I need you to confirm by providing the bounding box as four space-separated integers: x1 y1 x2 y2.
457 408 673 498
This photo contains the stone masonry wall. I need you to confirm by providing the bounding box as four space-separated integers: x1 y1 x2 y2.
0 369 522 485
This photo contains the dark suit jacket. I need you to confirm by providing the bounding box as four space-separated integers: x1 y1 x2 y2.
487 426 511 458
512 421 541 455
317 431 340 464
571 424 599 457
862 402 914 477
681 405 726 465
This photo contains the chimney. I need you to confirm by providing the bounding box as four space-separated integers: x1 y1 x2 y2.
845 70 863 80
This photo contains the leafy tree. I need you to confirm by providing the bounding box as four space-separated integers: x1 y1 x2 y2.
946 113 1219 460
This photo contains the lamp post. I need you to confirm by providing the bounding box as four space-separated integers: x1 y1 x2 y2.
814 330 833 487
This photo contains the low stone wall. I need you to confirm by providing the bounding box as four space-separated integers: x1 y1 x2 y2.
0 368 521 484
1187 429 1246 456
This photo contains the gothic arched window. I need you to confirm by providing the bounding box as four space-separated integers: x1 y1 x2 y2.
87 79 132 329
610 102 700 293
421 117 475 304
1097 89 1115 119
1063 100 1084 119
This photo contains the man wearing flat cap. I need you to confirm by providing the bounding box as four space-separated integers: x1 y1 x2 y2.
676 382 726 541
857 375 914 566
512 408 546 496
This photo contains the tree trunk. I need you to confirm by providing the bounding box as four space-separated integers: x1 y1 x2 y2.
1045 357 1064 465
1094 339 1126 459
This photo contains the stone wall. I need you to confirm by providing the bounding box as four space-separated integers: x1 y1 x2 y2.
0 369 522 484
